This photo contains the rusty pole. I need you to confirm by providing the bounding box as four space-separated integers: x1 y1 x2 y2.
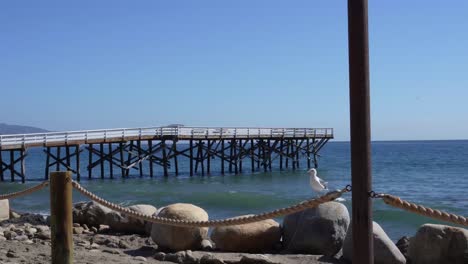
50 171 74 264
347 0 373 263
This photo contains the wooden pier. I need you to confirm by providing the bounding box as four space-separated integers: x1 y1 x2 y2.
0 126 333 182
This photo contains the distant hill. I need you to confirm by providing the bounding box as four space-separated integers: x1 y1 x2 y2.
0 123 49 135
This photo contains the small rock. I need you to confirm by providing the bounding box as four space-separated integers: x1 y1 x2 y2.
91 227 98 233
35 231 51 240
4 230 16 240
73 227 84 234
23 239 34 244
199 253 225 264
106 242 119 248
185 250 197 264
36 225 49 233
13 229 25 236
396 236 410 259
99 225 110 232
102 248 120 255
14 235 29 241
239 254 280 264
25 228 37 236
73 223 81 227
0 236 6 242
89 249 100 253
118 240 130 249
201 239 214 251
153 252 166 261
165 251 186 263
6 250 18 258
82 224 89 230
77 241 90 247
9 211 21 219
134 256 147 262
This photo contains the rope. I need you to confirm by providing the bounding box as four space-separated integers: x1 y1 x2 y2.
377 193 467 227
72 180 349 227
0 181 49 200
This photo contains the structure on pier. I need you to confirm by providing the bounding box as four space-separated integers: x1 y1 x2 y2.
0 126 333 182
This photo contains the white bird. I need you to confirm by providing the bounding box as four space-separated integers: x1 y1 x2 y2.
308 168 328 193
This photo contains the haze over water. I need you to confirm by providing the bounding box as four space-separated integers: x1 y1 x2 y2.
1 140 467 241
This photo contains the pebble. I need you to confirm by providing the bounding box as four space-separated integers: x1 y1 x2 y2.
199 253 225 264
23 239 34 244
35 231 51 240
0 236 6 242
118 240 130 249
134 256 147 262
201 239 214 251
73 227 84 234
25 228 37 236
89 249 100 253
14 235 29 241
91 227 98 233
4 230 16 240
6 250 18 258
106 242 119 248
73 223 81 227
102 248 120 255
82 224 89 230
36 225 49 233
90 243 100 249
153 252 166 261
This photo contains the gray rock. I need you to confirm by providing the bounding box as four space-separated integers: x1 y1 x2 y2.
395 236 410 260
153 252 166 261
199 253 225 264
165 251 186 263
72 201 113 227
151 203 208 251
343 221 406 264
106 204 157 235
6 250 18 258
211 216 281 253
73 226 84 234
35 231 51 240
239 254 280 264
408 224 468 264
201 239 214 251
134 256 147 262
14 234 29 241
283 201 350 256
102 248 120 255
4 230 16 240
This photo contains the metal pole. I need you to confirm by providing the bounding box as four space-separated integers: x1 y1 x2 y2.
50 171 73 264
348 0 373 263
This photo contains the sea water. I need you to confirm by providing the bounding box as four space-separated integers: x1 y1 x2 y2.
1 140 467 240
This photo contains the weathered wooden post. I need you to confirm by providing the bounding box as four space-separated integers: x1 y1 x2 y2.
50 171 73 264
348 0 373 263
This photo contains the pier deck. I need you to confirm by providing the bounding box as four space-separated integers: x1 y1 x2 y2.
0 126 333 182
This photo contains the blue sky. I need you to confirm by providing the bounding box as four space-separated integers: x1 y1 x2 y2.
1 1 467 140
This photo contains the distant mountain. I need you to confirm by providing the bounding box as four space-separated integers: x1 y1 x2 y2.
0 123 49 135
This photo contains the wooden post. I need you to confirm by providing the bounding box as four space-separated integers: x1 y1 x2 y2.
233 140 238 174
257 140 261 169
199 140 205 176
268 140 272 171
148 140 153 177
279 139 284 170
108 143 113 179
66 146 71 171
137 140 143 177
56 147 61 171
10 150 14 182
307 138 311 168
75 146 80 182
162 140 168 177
229 140 233 173
221 140 225 175
88 144 92 179
348 0 373 263
50 171 73 264
238 139 243 173
173 140 179 176
207 140 211 175
21 149 26 183
99 144 104 179
119 142 125 177
0 150 3 181
189 140 194 176
250 139 255 172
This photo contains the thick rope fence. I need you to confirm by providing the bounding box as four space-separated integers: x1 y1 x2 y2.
71 180 350 227
0 179 466 227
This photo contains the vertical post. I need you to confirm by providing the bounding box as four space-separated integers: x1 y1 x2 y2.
137 140 143 177
75 146 80 182
250 139 255 172
45 147 51 180
173 140 179 176
99 144 104 179
119 142 125 177
65 146 71 171
268 139 272 171
279 139 284 170
108 143 113 179
238 139 243 173
148 140 153 177
0 150 3 181
189 140 194 176
56 147 61 171
10 150 14 182
162 140 168 177
88 144 93 179
348 0 373 263
307 138 311 168
21 149 26 183
50 171 73 264
207 140 211 175
221 140 225 175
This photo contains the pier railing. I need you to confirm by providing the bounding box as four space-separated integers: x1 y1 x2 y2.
0 126 333 149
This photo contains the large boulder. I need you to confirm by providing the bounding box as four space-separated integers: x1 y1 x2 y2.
282 201 350 256
211 216 281 252
408 224 468 264
106 204 157 235
0 200 9 221
343 221 406 264
72 201 113 227
151 203 208 251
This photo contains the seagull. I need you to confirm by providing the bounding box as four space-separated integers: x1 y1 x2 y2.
308 168 346 202
308 168 328 193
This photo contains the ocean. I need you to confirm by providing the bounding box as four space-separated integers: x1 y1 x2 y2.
1 140 467 241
